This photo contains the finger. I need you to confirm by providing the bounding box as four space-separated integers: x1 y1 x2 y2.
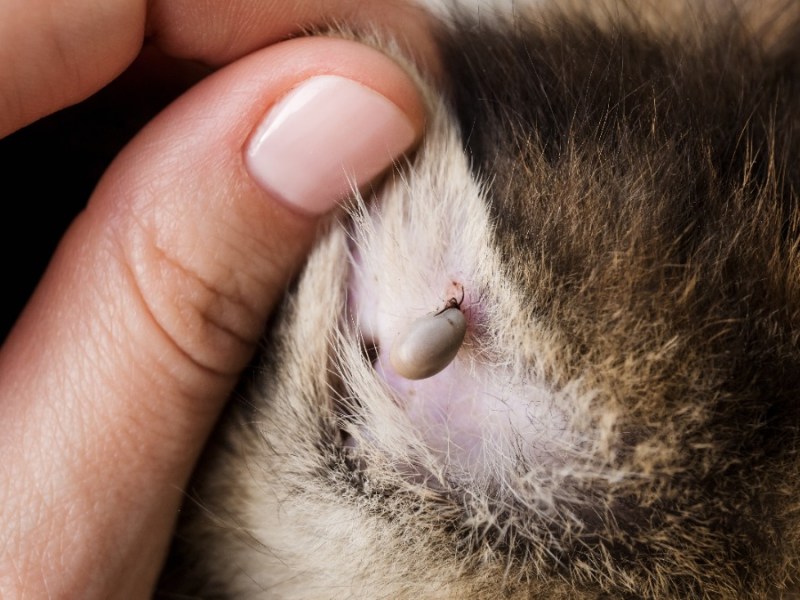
0 0 146 137
0 37 425 597
0 0 439 138
147 0 441 70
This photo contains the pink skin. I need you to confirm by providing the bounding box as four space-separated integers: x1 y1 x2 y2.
375 348 491 473
349 261 565 479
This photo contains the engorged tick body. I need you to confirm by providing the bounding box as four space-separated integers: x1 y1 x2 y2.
389 306 467 380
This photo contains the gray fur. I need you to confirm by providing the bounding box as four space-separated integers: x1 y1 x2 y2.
162 2 800 598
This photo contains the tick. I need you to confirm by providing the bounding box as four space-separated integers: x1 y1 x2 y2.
389 294 467 380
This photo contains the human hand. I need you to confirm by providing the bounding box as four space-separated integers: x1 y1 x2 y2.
0 2 434 597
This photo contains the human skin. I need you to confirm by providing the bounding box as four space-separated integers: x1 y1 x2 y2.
0 2 436 597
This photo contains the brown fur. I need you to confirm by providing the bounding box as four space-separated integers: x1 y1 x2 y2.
161 2 800 598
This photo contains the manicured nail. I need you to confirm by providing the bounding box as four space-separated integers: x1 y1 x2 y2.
245 75 417 215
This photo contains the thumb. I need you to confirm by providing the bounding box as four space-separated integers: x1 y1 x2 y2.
0 37 424 597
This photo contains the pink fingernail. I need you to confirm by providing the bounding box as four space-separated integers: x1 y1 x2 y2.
245 75 417 215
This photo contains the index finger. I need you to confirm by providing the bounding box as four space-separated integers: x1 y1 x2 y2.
0 0 439 137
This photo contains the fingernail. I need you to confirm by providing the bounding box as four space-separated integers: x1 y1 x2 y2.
245 75 417 215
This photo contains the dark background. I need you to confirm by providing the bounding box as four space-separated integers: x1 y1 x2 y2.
1 49 208 343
